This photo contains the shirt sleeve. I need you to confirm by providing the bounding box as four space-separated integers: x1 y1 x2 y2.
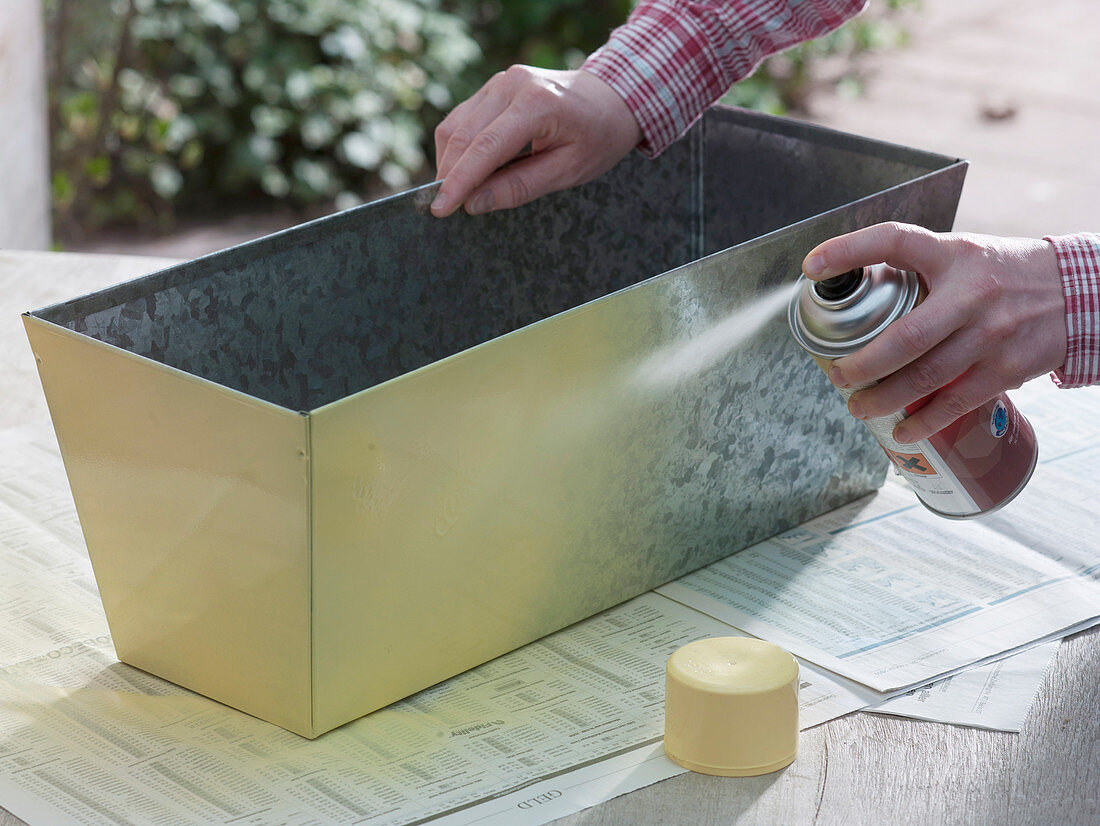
1045 233 1100 388
581 0 869 157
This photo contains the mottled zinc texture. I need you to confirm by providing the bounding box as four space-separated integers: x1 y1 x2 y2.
50 137 702 412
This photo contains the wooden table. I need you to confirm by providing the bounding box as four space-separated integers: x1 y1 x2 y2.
2 250 1097 826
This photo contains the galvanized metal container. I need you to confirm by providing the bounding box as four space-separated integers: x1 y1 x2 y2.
23 107 967 737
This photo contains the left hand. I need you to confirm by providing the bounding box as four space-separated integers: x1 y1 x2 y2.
801 222 1067 443
430 66 641 217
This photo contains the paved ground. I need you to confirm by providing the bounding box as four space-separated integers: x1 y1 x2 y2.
73 0 1099 258
810 0 1099 239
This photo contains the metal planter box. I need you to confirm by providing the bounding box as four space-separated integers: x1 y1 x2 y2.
24 107 966 738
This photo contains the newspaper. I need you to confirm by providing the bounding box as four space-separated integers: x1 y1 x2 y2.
867 639 1059 732
0 599 876 826
0 424 880 825
658 382 1100 692
0 376 1083 825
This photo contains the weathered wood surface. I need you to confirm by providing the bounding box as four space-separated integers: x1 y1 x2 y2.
1 251 1097 826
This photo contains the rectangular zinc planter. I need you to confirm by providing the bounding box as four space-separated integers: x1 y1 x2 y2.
24 107 967 737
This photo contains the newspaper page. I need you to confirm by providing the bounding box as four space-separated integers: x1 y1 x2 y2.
658 381 1100 692
0 424 875 826
0 599 873 826
867 640 1059 732
0 422 1061 826
1 378 1085 825
0 428 111 667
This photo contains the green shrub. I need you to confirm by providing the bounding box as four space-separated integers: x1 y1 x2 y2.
47 0 916 239
450 0 632 95
47 0 481 237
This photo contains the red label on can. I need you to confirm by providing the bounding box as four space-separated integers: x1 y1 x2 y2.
922 395 1037 514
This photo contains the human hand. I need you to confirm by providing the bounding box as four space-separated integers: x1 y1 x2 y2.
430 66 642 217
801 222 1066 443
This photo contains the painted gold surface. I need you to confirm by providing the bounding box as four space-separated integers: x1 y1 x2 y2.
23 315 314 735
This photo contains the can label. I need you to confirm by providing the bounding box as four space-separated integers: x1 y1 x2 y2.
831 382 1036 517
901 390 1036 517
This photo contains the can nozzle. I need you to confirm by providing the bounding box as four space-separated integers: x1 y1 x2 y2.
812 267 864 301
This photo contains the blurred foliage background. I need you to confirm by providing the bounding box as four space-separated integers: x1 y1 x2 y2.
46 0 916 242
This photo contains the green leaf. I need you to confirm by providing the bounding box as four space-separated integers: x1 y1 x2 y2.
150 162 183 198
164 115 198 151
292 157 336 197
286 70 314 105
261 165 291 198
251 105 294 137
179 140 205 169
51 171 76 207
169 74 206 99
248 134 280 164
194 0 240 32
84 156 111 186
340 131 382 169
379 161 409 190
301 113 337 150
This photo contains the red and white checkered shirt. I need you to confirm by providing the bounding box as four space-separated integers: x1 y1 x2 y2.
582 0 869 157
583 1 1100 386
1047 234 1100 387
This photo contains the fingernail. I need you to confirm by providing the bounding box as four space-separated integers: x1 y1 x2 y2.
430 193 452 216
804 254 827 276
829 365 849 388
894 425 914 444
849 398 867 419
467 190 494 214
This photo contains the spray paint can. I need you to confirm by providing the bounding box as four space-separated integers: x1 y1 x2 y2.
788 264 1037 519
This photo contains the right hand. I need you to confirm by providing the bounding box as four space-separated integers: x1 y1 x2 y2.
430 65 642 217
802 223 1066 444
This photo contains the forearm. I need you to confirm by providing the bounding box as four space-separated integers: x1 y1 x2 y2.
582 0 868 156
1046 232 1100 387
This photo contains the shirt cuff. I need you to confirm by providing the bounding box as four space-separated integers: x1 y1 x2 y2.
582 0 867 157
1045 233 1100 388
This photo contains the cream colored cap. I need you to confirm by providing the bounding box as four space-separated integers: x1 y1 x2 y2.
665 636 799 777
